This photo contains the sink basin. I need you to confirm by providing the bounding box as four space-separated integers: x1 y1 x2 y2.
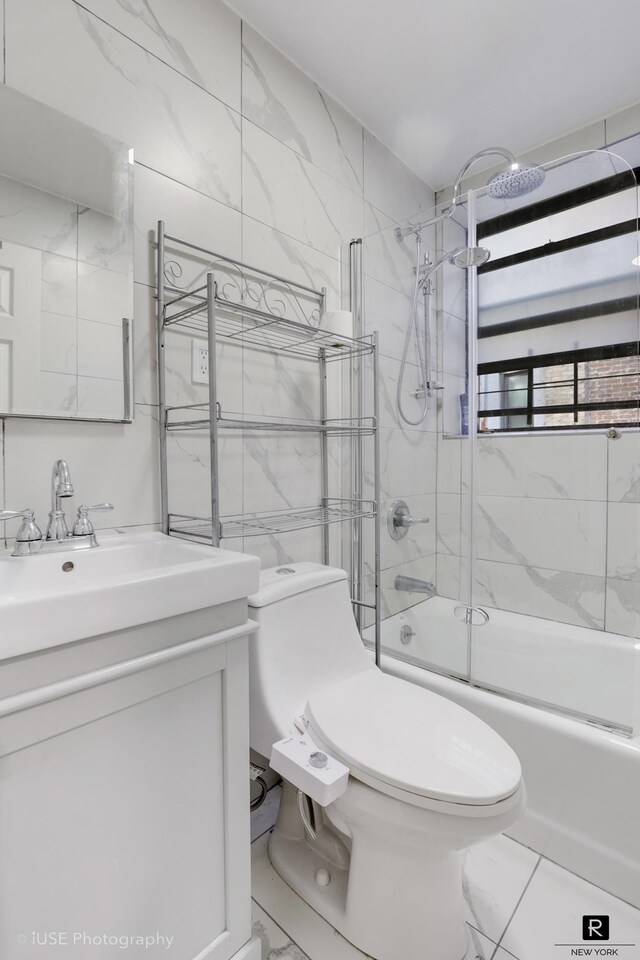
0 531 260 659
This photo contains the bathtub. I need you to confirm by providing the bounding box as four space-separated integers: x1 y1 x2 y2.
364 598 640 908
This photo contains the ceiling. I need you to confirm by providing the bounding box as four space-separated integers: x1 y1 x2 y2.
225 0 640 190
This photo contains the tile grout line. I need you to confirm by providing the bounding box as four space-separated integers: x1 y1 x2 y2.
250 896 312 960
490 854 543 958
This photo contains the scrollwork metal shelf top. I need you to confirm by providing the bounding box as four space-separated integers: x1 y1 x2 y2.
160 231 372 361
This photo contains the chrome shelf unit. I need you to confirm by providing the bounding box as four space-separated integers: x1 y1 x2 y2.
156 222 381 662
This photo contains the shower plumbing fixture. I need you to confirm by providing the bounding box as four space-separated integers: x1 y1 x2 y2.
387 499 430 541
395 575 437 598
394 146 546 242
397 244 490 425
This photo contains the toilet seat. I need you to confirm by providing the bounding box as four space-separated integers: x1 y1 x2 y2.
305 669 522 810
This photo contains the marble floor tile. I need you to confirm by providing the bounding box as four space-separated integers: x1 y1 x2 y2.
500 858 640 960
251 785 282 842
463 834 540 944
252 901 311 960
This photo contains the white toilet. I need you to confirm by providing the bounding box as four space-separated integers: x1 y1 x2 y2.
248 563 524 960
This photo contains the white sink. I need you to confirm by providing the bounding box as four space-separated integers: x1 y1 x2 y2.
0 531 260 659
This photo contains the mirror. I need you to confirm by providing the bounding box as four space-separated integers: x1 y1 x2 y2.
0 86 133 421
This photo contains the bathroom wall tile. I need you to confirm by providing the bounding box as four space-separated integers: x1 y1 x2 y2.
133 164 242 290
243 434 323 517
0 174 77 258
436 492 463 557
363 130 434 224
242 26 363 195
241 217 342 313
363 274 414 363
6 0 242 208
242 351 322 422
40 312 77 377
606 501 640 581
132 282 157 406
605 577 640 639
41 253 77 318
166 429 242 522
77 206 131 276
362 203 430 298
79 0 241 110
77 375 127 419
475 496 607 578
437 436 468 495
440 214 468 322
364 554 438 620
3 404 160 530
364 428 437 501
608 432 640 502
163 327 243 413
464 929 497 960
500 858 640 960
463 835 539 945
368 352 438 435
243 527 325 570
39 371 78 417
77 262 133 328
242 120 363 261
252 833 372 960
442 372 467 437
476 434 608 501
77 318 123 380
442 311 467 378
473 558 606 631
436 552 466 602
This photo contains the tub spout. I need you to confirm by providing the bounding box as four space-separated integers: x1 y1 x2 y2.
394 575 437 598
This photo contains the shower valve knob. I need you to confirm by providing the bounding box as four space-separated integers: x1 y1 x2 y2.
387 500 430 540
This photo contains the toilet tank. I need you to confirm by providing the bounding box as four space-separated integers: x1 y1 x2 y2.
247 563 374 758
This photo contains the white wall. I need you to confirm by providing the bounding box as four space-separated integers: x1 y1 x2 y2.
0 0 433 573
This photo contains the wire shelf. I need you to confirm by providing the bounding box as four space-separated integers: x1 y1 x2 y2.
163 285 374 362
168 500 377 541
165 404 377 436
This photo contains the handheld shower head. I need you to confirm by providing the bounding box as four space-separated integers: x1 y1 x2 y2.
487 164 545 199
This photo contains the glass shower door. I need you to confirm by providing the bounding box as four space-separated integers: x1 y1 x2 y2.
464 148 639 733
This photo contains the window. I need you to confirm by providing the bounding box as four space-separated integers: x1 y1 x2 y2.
476 153 640 433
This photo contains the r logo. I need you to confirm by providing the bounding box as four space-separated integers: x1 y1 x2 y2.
582 916 609 940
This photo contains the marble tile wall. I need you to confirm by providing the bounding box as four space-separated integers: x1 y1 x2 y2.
0 0 435 576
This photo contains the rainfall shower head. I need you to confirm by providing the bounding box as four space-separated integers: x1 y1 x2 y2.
487 164 545 199
449 246 490 268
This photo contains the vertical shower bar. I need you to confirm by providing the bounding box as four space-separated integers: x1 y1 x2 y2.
207 273 221 547
373 331 381 667
349 239 364 628
319 348 329 564
465 191 479 679
157 221 169 535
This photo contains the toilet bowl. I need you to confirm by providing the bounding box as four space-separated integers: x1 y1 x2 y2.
248 563 524 960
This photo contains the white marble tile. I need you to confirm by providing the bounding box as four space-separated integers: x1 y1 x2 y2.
608 432 640 502
365 554 438 620
250 785 282 843
251 900 311 960
77 318 123 381
241 217 342 313
367 352 438 435
77 261 133 327
607 501 640 581
77 206 131 276
364 427 437 501
40 312 77 377
442 372 467 437
437 436 467 494
500 858 640 960
475 496 607 578
133 164 242 289
163 324 242 413
41 253 77 318
79 0 241 110
39 371 78 416
6 0 242 208
463 836 540 945
0 174 77 258
363 130 434 224
473 558 606 631
605 577 640 638
243 527 325 570
133 281 157 406
436 551 466 601
362 203 429 298
441 214 469 322
442 310 467 378
242 351 321 423
243 434 323 516
365 493 436 571
3 404 159 529
437 492 464 556
77 375 127 420
476 434 608 501
251 833 372 960
242 120 363 261
363 273 415 362
242 26 363 195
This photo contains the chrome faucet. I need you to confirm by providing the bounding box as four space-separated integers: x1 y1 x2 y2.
1 460 114 557
47 459 75 541
394 575 437 599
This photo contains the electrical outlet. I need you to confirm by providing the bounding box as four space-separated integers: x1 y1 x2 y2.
191 339 209 384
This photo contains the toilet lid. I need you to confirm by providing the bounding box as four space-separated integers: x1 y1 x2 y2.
305 670 522 806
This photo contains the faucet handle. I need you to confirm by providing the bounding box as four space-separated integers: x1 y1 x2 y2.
72 503 114 537
0 509 43 542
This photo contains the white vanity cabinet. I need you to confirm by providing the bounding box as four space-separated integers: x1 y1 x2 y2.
0 536 261 960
